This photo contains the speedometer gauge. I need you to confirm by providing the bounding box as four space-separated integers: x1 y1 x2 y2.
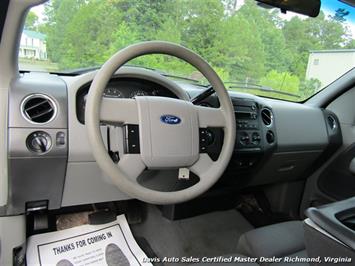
129 90 147 98
104 87 123 98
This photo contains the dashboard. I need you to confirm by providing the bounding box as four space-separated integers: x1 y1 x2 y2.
2 67 343 215
189 89 342 187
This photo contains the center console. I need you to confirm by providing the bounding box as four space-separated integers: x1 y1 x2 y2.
305 197 355 264
233 98 262 151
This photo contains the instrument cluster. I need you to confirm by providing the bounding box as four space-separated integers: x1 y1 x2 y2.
76 77 178 124
103 85 158 98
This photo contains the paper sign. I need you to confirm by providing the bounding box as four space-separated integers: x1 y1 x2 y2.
26 215 152 266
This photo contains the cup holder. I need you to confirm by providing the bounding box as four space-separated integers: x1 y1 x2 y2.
336 209 355 231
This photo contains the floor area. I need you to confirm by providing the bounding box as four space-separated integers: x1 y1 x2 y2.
131 205 253 262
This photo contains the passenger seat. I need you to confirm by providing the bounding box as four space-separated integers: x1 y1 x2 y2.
193 221 307 266
236 221 307 265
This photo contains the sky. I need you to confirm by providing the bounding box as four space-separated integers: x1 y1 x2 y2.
322 0 355 36
323 0 355 22
32 5 44 22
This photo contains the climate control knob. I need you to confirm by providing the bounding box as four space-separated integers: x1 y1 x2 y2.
239 132 250 146
26 131 52 153
251 132 261 145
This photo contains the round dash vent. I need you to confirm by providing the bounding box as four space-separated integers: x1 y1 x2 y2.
261 108 273 126
21 94 57 124
327 115 337 130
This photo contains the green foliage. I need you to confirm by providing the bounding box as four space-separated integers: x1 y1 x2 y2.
299 78 322 99
282 11 353 79
237 1 291 73
25 11 39 30
331 8 350 22
260 70 300 94
32 0 353 101
217 12 266 80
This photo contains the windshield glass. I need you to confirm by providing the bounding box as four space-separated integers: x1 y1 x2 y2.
19 0 355 101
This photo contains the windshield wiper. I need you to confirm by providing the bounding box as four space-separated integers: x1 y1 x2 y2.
57 64 203 85
53 64 159 75
124 64 164 73
225 81 300 98
161 73 202 84
51 66 101 75
126 64 202 84
57 64 158 75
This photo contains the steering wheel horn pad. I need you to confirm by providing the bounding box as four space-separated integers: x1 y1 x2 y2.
136 96 199 168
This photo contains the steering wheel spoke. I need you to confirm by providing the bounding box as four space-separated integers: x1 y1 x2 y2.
117 154 146 181
189 153 214 178
195 105 226 128
100 98 139 125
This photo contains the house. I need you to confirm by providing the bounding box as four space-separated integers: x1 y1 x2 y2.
19 29 47 60
306 49 355 89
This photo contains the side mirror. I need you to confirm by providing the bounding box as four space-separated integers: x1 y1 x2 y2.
256 0 321 17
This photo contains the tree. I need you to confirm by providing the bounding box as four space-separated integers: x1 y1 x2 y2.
223 0 239 16
25 11 39 30
331 8 350 22
260 70 300 95
43 0 84 65
179 0 225 63
282 11 352 78
299 78 321 99
217 13 266 80
37 0 353 101
238 0 291 73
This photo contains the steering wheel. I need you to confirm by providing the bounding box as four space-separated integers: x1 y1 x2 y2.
85 41 236 205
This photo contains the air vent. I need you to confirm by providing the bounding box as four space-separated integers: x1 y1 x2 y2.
327 115 337 130
21 94 57 124
261 108 273 126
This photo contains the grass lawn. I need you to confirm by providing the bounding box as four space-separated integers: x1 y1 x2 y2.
19 58 59 72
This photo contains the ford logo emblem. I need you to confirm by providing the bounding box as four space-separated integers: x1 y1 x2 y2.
160 115 181 125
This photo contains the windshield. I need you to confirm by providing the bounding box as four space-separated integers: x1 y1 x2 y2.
19 0 355 101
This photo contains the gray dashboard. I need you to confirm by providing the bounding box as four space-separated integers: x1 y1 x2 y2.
5 72 68 215
2 67 342 215
189 90 341 186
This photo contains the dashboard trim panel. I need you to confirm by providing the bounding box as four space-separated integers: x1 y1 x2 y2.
2 66 342 212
